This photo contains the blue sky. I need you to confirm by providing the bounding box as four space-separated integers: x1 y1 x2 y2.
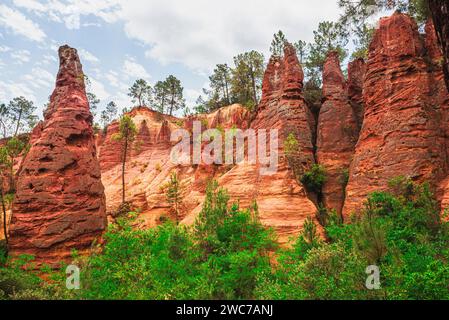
0 0 345 120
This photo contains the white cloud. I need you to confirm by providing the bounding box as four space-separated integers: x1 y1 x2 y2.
13 0 121 30
0 81 36 102
117 0 341 72
79 48 99 63
0 4 46 42
89 77 110 101
10 49 31 64
123 58 150 80
23 67 54 89
41 53 57 65
185 88 201 107
104 70 120 87
0 45 11 53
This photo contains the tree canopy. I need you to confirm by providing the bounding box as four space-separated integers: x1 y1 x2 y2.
128 79 153 107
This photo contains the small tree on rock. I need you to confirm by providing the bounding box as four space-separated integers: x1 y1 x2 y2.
113 115 137 204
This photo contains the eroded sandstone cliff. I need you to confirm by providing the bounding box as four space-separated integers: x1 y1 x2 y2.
429 0 449 91
317 51 358 215
99 43 321 244
8 46 107 265
343 13 449 217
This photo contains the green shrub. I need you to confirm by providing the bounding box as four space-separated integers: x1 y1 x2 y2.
300 164 327 194
284 133 299 157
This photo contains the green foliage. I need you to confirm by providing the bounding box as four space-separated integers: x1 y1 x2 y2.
162 75 186 116
304 21 348 88
6 96 37 137
284 133 299 157
231 51 265 110
270 30 287 57
294 40 308 63
113 116 137 144
87 92 100 117
1 178 448 300
259 178 449 300
100 101 118 130
153 80 168 114
164 172 185 223
351 24 375 60
209 64 232 107
300 164 327 194
113 115 138 204
339 0 430 29
340 168 350 188
128 79 153 107
197 51 264 113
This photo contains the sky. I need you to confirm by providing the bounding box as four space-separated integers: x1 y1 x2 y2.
0 0 345 120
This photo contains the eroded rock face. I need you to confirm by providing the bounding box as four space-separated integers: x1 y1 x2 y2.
100 44 320 244
207 43 320 243
317 52 358 215
347 58 366 130
429 0 449 91
424 18 449 212
97 106 178 171
343 13 448 217
253 43 315 168
8 45 107 265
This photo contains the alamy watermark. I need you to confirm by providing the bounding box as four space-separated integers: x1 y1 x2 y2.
170 121 279 175
365 265 381 290
66 264 80 290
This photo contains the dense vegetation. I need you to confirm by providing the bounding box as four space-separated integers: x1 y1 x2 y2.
1 177 448 300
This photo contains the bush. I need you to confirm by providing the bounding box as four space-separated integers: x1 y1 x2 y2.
1 178 448 300
300 164 327 194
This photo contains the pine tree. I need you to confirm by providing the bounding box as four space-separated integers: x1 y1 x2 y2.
270 30 287 57
7 97 36 137
112 115 137 204
165 75 185 116
153 80 169 114
231 51 264 110
100 101 118 130
209 64 232 106
165 172 185 223
128 79 153 107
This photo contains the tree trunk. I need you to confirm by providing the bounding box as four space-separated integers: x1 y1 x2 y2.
169 93 175 116
9 159 15 193
138 94 142 107
224 78 230 105
14 108 23 137
250 71 258 108
1 185 8 246
429 0 449 91
161 94 166 114
122 137 128 204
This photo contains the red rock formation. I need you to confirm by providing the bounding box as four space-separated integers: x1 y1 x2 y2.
210 43 320 243
317 51 358 215
253 43 315 168
429 0 449 91
97 106 179 171
343 13 448 217
424 19 449 212
347 58 366 130
8 45 107 265
99 44 319 244
97 120 123 171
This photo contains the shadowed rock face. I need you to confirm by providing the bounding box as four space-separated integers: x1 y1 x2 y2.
317 51 358 215
429 0 449 91
347 58 366 130
8 45 107 266
343 13 449 217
